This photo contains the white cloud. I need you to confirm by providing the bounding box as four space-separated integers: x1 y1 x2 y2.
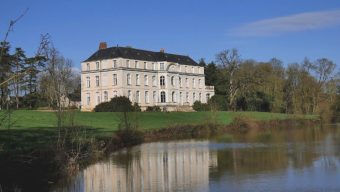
231 9 340 37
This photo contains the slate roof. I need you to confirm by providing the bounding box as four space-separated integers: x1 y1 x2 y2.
84 47 198 66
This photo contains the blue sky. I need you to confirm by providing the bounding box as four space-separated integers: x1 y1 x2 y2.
1 0 340 70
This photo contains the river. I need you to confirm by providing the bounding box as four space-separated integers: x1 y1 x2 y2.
54 125 340 192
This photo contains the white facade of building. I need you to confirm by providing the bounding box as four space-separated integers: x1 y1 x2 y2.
81 45 214 111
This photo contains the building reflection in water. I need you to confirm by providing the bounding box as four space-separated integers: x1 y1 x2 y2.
67 140 217 192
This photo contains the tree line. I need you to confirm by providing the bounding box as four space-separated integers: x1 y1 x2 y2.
200 49 339 120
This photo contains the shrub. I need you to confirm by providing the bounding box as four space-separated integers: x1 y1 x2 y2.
145 106 161 112
94 96 134 112
208 95 228 111
193 101 210 111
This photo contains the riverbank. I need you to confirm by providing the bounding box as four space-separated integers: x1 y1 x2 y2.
0 111 319 191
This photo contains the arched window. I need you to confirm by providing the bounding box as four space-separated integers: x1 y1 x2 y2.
153 91 157 103
144 75 148 86
172 91 176 102
128 90 132 101
113 74 117 85
199 93 202 102
160 76 165 86
198 79 201 88
161 91 166 103
179 92 182 104
186 92 189 102
179 77 182 87
193 93 196 102
127 74 131 85
136 74 140 85
171 76 175 86
104 91 108 102
152 76 156 86
192 78 195 88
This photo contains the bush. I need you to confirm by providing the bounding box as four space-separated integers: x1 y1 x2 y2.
94 96 134 112
145 106 161 112
193 101 210 111
208 95 228 111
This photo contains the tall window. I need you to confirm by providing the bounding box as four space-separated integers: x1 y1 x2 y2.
145 91 149 103
136 74 140 85
144 75 148 86
160 63 164 70
86 77 90 88
199 93 202 102
113 91 117 97
160 91 166 103
113 60 117 68
113 74 117 85
186 78 189 87
152 76 156 86
192 66 194 73
153 91 157 103
86 93 90 105
186 92 189 102
144 62 147 69
135 61 138 68
126 60 130 68
192 78 196 88
136 91 140 103
152 63 156 70
198 79 201 88
96 62 99 70
160 76 165 86
193 93 196 101
104 91 108 102
95 76 99 87
96 93 100 104
172 91 176 102
171 76 175 86
206 93 210 102
86 63 90 71
128 90 132 101
179 92 182 104
127 74 131 85
179 77 182 87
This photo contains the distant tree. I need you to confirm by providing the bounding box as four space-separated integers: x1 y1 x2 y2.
198 58 206 66
204 62 218 86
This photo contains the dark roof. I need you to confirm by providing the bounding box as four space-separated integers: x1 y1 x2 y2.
84 47 198 66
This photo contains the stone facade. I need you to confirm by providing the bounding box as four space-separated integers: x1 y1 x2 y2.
81 45 214 111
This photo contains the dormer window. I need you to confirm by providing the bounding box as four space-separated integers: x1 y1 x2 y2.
113 60 117 68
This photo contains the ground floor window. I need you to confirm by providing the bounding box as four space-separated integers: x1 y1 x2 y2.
161 91 166 103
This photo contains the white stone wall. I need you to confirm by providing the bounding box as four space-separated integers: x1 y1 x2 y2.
81 58 215 111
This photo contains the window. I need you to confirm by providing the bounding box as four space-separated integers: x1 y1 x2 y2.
96 76 99 87
171 76 175 86
86 93 90 105
192 67 194 73
199 93 202 102
153 91 157 103
128 90 132 101
136 91 140 103
160 76 165 86
185 66 187 72
104 91 108 102
152 63 156 70
86 63 90 71
145 91 149 103
96 93 100 104
113 74 117 85
113 60 117 68
179 77 182 87
206 93 210 102
113 91 117 97
172 91 176 102
127 74 131 85
96 62 100 70
126 60 130 68
144 62 147 69
152 76 156 86
192 78 196 88
136 74 140 85
186 78 189 87
193 93 196 102
179 92 182 104
186 92 189 102
160 63 164 70
86 77 90 88
144 75 148 86
135 61 138 68
160 91 166 103
198 79 201 88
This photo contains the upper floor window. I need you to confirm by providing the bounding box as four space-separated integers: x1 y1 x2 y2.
192 78 196 88
144 75 148 86
127 74 131 85
160 76 165 86
113 60 117 68
104 91 108 102
152 76 156 86
160 63 164 70
135 61 138 68
113 74 117 85
136 74 140 85
86 77 90 88
86 63 90 71
192 66 194 73
152 63 156 70
171 76 175 86
96 62 100 70
179 77 182 87
186 78 189 87
95 76 100 87
160 91 166 103
198 79 201 88
126 60 130 68
144 62 147 69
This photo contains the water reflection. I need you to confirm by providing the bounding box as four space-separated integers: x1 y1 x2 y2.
56 126 340 192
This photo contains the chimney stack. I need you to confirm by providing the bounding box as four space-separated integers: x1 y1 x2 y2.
160 48 165 53
99 42 107 50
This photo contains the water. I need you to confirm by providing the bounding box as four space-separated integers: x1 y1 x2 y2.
55 126 340 192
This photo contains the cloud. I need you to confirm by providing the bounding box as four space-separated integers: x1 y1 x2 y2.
231 9 340 37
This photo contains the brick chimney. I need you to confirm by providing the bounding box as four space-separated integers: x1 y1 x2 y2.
160 48 165 53
99 42 107 50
